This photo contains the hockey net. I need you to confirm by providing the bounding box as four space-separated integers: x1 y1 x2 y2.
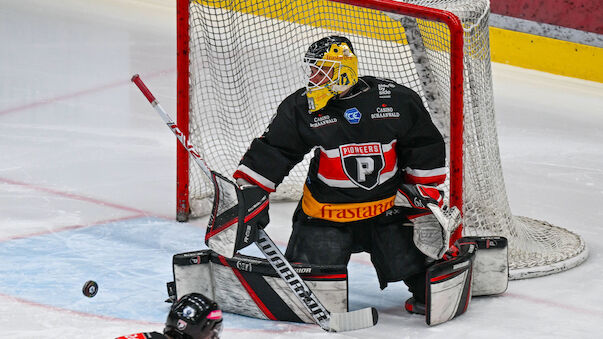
176 0 587 279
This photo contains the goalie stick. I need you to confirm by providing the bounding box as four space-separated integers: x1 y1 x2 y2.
131 74 378 332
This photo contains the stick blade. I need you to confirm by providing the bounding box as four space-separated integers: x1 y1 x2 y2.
327 307 378 332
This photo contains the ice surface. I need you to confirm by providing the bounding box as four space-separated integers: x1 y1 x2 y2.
1 0 602 338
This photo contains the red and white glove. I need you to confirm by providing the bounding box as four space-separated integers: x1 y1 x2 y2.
395 183 444 211
395 184 460 259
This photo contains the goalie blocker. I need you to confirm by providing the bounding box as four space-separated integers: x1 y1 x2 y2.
205 171 269 257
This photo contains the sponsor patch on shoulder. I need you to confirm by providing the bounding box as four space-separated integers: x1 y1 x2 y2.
310 114 338 128
371 104 400 119
378 83 395 98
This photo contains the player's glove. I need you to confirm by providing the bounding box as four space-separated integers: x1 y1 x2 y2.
238 184 270 229
235 179 270 248
395 183 444 210
395 184 460 260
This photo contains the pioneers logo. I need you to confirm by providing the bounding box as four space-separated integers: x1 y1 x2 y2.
177 319 188 330
339 142 384 190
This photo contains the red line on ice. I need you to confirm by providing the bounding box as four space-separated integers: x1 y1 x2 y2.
0 68 175 116
0 292 163 326
505 292 603 317
0 214 144 243
0 177 174 241
1 291 314 333
0 177 152 215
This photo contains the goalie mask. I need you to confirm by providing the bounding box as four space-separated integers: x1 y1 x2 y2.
164 293 223 339
304 36 358 112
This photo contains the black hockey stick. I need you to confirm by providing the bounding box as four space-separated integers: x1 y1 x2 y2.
131 74 377 332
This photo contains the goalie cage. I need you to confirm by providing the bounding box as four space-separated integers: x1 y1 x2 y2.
175 0 587 280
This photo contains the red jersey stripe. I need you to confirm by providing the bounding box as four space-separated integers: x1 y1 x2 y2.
404 173 446 186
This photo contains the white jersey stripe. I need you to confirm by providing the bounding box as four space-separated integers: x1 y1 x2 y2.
236 164 276 191
404 166 447 178
317 165 398 188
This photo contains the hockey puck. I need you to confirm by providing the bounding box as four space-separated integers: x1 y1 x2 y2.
82 280 98 298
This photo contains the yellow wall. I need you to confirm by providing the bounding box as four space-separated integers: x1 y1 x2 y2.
196 0 602 82
490 27 602 82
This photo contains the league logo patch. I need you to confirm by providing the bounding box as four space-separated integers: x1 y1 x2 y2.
177 319 188 330
339 142 385 190
344 107 362 124
182 306 196 318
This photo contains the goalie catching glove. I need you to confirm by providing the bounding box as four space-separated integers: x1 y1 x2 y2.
395 184 461 260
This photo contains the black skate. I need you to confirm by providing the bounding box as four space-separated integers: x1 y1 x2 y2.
404 297 425 315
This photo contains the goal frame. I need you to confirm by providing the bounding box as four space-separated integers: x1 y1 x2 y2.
175 0 589 280
176 0 465 242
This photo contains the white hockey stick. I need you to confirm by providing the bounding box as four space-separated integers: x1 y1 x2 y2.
131 74 377 332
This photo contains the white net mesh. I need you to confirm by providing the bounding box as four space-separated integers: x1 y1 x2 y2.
181 0 587 279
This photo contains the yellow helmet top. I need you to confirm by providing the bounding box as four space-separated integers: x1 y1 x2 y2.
304 36 358 112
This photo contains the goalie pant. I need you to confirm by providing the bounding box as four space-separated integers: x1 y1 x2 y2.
233 76 446 224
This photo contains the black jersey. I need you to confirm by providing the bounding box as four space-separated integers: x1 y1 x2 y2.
234 76 446 222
